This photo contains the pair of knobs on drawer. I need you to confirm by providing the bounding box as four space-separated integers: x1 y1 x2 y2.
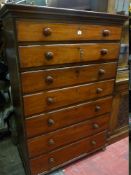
48 143 98 164
45 69 105 84
43 28 110 37
47 95 102 106
45 49 108 60
47 98 102 106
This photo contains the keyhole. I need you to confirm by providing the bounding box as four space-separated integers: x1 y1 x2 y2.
80 48 84 61
77 30 82 35
75 69 80 77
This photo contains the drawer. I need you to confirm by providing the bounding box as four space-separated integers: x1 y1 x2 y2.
30 131 106 175
21 62 117 94
26 97 112 138
28 114 109 158
23 79 114 116
19 43 120 68
16 21 122 42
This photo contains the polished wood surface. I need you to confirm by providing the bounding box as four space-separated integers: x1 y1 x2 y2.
28 114 109 158
23 79 114 116
16 21 122 42
30 131 106 175
21 62 117 94
0 4 126 175
26 97 112 138
19 43 120 68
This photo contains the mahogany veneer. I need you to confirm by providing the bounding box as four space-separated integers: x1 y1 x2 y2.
0 4 127 175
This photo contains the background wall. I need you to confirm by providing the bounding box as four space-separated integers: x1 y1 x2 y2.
115 0 128 15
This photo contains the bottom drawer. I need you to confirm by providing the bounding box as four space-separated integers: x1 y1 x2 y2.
30 131 106 175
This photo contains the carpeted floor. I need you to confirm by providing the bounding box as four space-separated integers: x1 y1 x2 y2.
0 137 129 175
64 137 129 175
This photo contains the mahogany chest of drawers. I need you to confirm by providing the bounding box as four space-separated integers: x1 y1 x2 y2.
0 4 127 175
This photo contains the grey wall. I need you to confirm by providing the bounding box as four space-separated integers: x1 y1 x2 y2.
47 0 108 12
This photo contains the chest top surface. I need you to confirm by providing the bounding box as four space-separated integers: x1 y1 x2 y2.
0 3 128 25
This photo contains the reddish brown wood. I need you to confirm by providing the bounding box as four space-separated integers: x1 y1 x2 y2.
21 62 117 94
16 21 122 42
30 131 106 175
26 97 112 138
0 4 126 175
19 43 120 68
28 114 109 158
23 79 114 116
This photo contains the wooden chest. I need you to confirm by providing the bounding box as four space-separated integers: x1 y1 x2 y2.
0 4 127 175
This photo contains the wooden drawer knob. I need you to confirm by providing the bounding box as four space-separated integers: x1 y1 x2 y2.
103 30 110 37
48 139 55 145
95 105 101 111
48 119 55 126
45 76 54 84
47 97 54 104
45 52 54 60
43 28 52 36
49 157 55 163
93 123 99 129
99 69 105 75
96 88 103 94
91 141 96 146
100 49 108 55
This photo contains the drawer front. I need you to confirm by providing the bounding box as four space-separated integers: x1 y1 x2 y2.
19 44 120 68
30 132 106 175
26 97 112 138
21 62 117 94
23 79 114 116
28 114 109 158
17 21 122 42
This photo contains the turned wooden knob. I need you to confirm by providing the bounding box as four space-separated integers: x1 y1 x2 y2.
103 30 110 37
91 141 97 145
48 119 55 126
47 97 54 104
48 139 55 145
45 52 54 60
96 88 103 94
45 76 54 84
100 49 108 55
95 105 101 111
93 123 99 129
49 157 55 163
43 28 52 36
99 69 105 75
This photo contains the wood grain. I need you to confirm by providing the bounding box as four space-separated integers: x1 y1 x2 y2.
21 62 117 94
25 97 112 138
28 114 109 158
30 131 106 175
16 21 122 42
19 43 120 68
23 79 114 116
1 4 127 175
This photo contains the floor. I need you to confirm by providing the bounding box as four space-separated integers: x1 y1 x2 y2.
64 137 129 175
0 137 129 175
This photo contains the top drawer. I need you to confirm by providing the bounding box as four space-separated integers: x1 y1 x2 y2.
16 21 122 42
